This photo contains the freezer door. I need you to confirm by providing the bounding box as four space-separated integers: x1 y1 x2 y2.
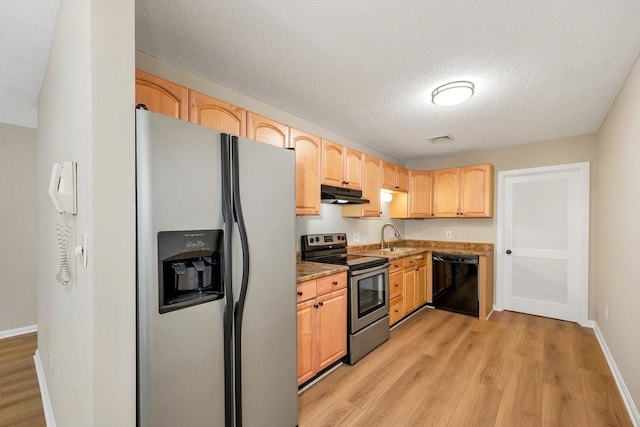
136 110 226 427
232 137 298 426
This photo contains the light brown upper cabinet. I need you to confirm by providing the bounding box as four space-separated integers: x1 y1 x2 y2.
409 171 434 218
246 112 289 148
342 154 381 218
396 167 409 192
321 140 363 191
189 90 246 137
433 164 494 217
380 161 408 192
135 69 189 120
390 170 433 218
290 129 321 215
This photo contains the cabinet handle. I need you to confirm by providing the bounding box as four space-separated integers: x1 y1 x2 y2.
415 269 419 272
314 304 319 309
332 281 338 285
318 302 324 307
394 309 399 313
297 291 303 296
394 283 399 287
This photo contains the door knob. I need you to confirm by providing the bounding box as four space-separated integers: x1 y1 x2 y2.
506 250 512 254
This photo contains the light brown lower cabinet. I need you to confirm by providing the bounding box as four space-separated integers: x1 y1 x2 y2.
296 272 347 385
389 252 430 326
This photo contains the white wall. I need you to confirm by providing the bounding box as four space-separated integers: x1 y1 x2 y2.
596 56 640 416
37 0 135 426
0 123 38 333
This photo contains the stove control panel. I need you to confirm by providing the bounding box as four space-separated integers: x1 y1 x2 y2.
302 233 347 247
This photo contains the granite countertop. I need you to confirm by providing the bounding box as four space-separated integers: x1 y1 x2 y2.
296 239 493 282
296 260 348 283
349 239 494 258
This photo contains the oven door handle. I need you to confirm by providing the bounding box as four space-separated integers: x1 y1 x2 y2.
350 263 389 277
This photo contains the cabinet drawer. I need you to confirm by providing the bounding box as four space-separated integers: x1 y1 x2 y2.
389 271 403 299
389 296 404 326
416 252 427 267
403 256 417 269
317 272 347 295
389 259 404 273
296 280 317 303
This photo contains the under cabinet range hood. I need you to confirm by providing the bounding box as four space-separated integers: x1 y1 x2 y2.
320 184 369 204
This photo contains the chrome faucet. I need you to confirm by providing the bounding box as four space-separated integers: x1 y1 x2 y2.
380 223 400 249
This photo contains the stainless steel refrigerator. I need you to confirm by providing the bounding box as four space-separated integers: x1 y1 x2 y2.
136 109 298 427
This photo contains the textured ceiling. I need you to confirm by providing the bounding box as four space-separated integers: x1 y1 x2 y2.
136 0 640 161
0 0 60 129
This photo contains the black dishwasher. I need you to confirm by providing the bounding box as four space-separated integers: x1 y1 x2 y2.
432 253 479 317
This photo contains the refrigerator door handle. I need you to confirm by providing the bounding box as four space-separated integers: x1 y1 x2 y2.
220 133 235 427
231 135 250 427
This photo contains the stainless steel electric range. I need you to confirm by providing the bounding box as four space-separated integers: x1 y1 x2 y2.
301 233 390 364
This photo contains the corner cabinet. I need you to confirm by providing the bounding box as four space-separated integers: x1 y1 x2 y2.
342 154 381 218
390 170 433 218
433 164 494 218
297 272 347 385
135 69 189 120
290 129 321 216
381 161 409 192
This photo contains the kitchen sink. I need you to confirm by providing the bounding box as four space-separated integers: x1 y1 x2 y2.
378 247 415 253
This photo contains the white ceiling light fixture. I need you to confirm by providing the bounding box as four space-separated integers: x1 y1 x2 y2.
431 81 475 106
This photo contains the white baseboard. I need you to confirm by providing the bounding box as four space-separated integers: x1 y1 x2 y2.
34 350 56 427
0 324 37 339
592 322 640 427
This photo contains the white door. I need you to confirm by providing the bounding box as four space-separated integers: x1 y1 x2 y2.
497 162 590 325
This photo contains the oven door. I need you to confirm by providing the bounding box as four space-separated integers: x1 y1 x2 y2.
349 264 389 333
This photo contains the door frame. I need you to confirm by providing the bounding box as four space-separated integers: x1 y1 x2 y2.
495 162 590 326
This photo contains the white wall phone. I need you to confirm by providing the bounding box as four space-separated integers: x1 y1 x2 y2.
49 161 80 285
49 161 77 215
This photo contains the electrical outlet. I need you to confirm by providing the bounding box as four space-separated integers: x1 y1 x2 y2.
446 230 453 239
48 350 53 374
353 232 360 243
605 304 609 320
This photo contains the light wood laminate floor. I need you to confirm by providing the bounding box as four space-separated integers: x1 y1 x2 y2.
299 309 632 427
0 333 45 427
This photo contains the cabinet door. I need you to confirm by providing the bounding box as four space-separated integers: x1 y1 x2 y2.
403 268 416 314
321 139 344 187
415 264 427 306
297 299 317 385
389 296 404 326
460 164 494 217
189 90 246 136
380 161 396 190
433 168 460 217
316 289 347 371
389 270 403 300
361 155 380 217
290 129 321 215
246 112 288 148
409 171 433 218
395 166 409 192
343 148 363 190
135 70 188 120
